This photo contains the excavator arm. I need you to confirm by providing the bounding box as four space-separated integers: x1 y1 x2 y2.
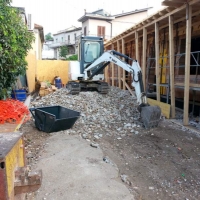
84 50 161 128
84 50 146 105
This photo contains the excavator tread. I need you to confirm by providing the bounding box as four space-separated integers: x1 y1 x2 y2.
97 82 110 94
67 82 80 95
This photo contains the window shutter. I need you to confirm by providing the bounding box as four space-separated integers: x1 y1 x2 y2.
102 26 105 38
97 26 101 37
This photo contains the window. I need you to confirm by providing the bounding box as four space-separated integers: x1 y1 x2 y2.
84 27 87 36
84 41 100 63
68 35 70 43
74 33 76 40
97 26 105 38
61 37 63 42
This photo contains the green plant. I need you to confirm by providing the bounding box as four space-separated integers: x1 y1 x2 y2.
66 54 78 61
0 0 35 99
59 46 68 58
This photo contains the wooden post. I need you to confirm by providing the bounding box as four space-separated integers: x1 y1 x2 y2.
135 31 139 60
111 44 114 86
169 15 175 118
183 4 192 125
155 22 160 101
122 38 125 90
117 40 121 89
142 27 147 91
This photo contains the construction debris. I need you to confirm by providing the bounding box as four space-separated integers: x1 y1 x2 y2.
24 86 200 200
39 81 58 97
30 87 141 139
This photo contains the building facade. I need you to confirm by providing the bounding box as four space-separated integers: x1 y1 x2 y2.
49 26 82 60
78 8 151 41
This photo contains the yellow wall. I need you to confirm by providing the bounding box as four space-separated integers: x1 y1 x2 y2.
26 51 37 93
37 60 69 85
5 138 25 199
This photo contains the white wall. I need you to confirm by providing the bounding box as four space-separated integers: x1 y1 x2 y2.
54 32 66 43
85 19 111 40
112 11 148 37
147 0 165 15
53 30 82 45
32 29 42 60
42 50 54 59
82 20 90 36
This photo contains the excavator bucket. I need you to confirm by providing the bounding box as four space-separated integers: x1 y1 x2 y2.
140 105 161 129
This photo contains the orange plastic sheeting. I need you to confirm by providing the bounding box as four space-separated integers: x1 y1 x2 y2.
0 99 30 124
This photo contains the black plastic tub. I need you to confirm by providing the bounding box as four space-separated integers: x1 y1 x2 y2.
29 106 80 133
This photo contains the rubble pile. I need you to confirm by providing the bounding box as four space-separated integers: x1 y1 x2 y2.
30 87 142 138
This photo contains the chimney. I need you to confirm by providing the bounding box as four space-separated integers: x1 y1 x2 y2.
84 9 86 14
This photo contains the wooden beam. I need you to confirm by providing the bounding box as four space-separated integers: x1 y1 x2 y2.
175 82 200 88
162 1 185 7
166 7 175 12
155 22 160 101
104 0 200 48
143 0 199 29
142 27 147 91
135 31 139 60
183 4 192 125
111 44 114 86
122 38 125 90
147 98 171 119
121 78 136 97
153 15 160 20
169 15 175 118
117 40 121 89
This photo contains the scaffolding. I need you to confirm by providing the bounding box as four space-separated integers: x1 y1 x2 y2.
146 51 200 117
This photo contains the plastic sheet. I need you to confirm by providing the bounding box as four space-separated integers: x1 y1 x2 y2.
0 99 30 124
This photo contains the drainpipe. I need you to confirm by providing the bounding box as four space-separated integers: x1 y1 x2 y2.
106 21 112 40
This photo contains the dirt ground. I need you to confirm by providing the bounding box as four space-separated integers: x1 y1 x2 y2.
21 117 200 200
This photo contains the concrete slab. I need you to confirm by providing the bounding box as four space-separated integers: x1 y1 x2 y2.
34 134 135 200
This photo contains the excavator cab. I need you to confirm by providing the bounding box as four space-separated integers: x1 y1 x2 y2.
78 36 104 79
67 36 110 94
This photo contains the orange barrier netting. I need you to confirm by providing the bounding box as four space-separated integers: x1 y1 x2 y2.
0 99 30 124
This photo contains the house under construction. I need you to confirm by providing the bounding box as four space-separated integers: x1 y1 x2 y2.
104 0 200 126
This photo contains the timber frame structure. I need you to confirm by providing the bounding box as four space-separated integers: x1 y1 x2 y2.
104 0 200 126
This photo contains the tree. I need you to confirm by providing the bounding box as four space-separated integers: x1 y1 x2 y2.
45 32 53 41
0 0 35 99
59 46 68 58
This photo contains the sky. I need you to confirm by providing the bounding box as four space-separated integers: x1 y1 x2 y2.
11 0 163 35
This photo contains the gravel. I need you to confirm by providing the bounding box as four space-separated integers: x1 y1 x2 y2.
30 87 141 140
